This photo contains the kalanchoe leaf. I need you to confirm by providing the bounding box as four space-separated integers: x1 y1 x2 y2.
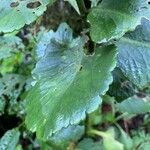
117 18 150 88
0 0 55 33
25 23 117 140
88 0 150 43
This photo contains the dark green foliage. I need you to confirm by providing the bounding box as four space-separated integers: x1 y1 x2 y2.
0 0 150 150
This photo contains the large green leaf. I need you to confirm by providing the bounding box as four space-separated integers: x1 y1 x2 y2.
0 129 20 150
88 0 150 43
117 19 150 88
25 23 117 140
0 0 55 33
117 96 150 114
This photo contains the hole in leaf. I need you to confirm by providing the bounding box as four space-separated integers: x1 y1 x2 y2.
26 1 41 9
79 65 83 71
84 0 91 9
0 114 21 137
10 2 19 7
15 83 20 89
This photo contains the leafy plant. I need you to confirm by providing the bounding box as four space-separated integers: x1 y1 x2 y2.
0 0 150 150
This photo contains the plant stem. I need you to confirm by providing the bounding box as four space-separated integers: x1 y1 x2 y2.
88 129 107 138
76 0 87 14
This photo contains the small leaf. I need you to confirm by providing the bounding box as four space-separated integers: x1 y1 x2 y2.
117 125 133 150
102 129 124 150
0 0 55 33
25 23 117 140
0 98 5 114
88 0 150 43
0 35 24 60
90 0 100 7
0 74 26 115
117 18 150 88
90 129 124 150
132 130 150 150
76 138 102 150
117 96 150 114
65 0 80 14
0 129 20 150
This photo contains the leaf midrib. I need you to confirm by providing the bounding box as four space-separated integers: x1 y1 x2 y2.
121 37 150 48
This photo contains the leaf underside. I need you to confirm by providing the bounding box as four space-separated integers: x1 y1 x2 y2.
117 18 150 88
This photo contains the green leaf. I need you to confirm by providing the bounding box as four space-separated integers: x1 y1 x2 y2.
0 0 55 33
0 52 23 75
49 125 84 149
0 35 24 60
0 74 26 115
25 23 117 140
38 125 84 150
90 0 100 7
65 0 80 14
117 125 133 150
76 138 102 150
108 68 136 102
132 130 150 150
117 18 150 88
90 129 124 150
0 98 5 114
0 129 20 150
88 0 150 43
117 96 150 114
102 129 124 150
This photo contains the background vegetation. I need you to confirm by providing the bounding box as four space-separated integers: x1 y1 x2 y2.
0 0 150 150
